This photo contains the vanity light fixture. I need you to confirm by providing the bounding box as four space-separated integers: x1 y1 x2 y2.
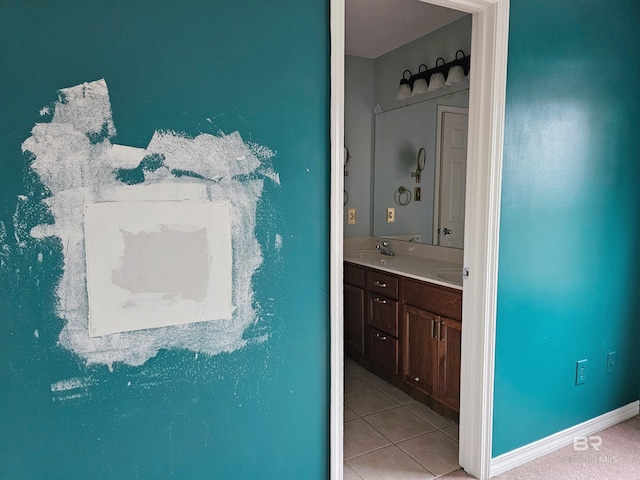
445 51 467 85
395 70 413 101
427 58 446 92
395 50 470 100
411 65 429 96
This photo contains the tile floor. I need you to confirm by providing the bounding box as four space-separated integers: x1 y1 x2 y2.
344 357 460 480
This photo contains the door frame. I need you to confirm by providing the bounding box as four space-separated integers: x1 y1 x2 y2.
433 105 469 246
329 1 510 478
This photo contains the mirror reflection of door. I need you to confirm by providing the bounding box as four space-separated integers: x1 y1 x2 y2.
435 108 468 248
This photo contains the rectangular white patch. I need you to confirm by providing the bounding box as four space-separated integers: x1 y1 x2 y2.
84 201 232 337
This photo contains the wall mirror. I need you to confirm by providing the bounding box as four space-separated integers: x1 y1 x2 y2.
372 90 469 248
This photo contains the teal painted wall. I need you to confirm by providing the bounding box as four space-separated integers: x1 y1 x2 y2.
493 0 640 456
0 1 329 479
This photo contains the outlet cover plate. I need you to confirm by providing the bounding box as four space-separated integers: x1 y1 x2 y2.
607 351 617 374
386 207 395 223
347 208 356 224
576 359 588 385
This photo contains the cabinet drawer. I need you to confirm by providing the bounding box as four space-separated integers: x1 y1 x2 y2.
367 292 398 337
365 270 399 299
368 327 398 375
344 262 364 287
403 279 462 321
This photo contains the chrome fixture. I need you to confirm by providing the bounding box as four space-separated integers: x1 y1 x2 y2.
411 148 426 183
376 240 395 256
344 145 350 205
395 50 470 100
397 186 412 206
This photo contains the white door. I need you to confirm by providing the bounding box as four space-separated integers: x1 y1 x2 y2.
438 112 468 248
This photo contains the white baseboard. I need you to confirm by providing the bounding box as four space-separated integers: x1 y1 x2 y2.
490 401 640 477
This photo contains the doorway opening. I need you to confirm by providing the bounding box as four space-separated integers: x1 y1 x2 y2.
330 0 510 479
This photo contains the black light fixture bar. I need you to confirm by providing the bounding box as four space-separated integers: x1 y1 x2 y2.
408 50 470 87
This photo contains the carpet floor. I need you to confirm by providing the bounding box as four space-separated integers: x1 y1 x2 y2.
442 414 640 480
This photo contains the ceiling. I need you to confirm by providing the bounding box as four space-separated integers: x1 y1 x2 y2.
346 0 468 59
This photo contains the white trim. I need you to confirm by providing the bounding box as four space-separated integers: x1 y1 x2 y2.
330 1 509 479
432 105 469 246
491 401 640 477
329 1 345 480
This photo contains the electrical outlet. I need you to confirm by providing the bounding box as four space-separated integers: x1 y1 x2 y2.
576 359 588 385
607 351 617 374
347 208 356 225
386 207 395 223
414 187 422 201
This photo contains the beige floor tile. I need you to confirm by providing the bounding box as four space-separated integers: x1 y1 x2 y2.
345 370 372 392
344 418 392 460
363 406 437 443
345 357 360 372
374 382 414 404
347 445 435 480
345 404 359 421
345 386 400 416
352 368 387 385
441 424 459 441
404 401 455 429
398 430 460 476
344 462 363 479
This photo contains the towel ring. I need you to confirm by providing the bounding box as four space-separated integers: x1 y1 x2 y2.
397 186 412 206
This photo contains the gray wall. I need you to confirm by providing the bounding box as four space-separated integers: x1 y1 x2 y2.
344 56 374 237
344 15 472 239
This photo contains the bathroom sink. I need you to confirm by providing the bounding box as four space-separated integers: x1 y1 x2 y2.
344 250 397 265
435 268 462 284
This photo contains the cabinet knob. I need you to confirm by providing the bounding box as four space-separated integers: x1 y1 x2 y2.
414 377 420 382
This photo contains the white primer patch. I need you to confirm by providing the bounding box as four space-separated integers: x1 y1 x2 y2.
21 79 278 367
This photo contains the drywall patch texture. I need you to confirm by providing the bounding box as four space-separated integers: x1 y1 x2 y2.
18 78 279 368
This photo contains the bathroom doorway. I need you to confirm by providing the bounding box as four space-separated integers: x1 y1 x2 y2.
330 0 510 479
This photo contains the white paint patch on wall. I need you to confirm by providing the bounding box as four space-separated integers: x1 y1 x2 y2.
84 201 232 337
20 79 279 368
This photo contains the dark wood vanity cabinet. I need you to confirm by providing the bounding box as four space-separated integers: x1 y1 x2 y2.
343 262 462 420
344 263 365 361
402 279 462 414
365 269 399 375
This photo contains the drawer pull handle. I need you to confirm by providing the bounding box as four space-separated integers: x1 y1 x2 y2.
374 281 387 288
414 377 420 382
375 333 388 340
373 297 387 304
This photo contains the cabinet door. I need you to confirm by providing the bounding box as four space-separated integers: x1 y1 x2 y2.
438 317 462 411
344 284 365 356
404 305 439 396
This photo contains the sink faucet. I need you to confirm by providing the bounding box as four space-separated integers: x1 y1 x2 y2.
376 240 395 256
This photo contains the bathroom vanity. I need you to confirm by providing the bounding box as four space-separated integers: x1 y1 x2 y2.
344 243 463 421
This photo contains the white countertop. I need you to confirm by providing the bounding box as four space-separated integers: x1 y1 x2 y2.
344 249 463 290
